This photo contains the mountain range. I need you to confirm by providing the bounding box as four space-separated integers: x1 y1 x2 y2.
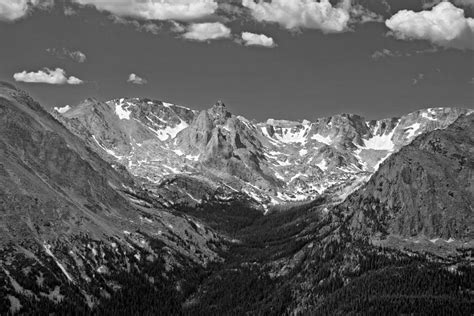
53 96 471 208
1 82 472 314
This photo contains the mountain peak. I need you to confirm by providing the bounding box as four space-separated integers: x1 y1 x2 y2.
208 100 231 124
215 100 225 108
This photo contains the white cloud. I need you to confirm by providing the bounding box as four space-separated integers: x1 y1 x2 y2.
421 0 474 9
170 21 186 33
350 4 383 24
412 73 425 85
241 32 275 47
13 68 84 85
371 48 401 59
0 0 52 22
0 0 29 21
386 2 474 50
242 0 351 33
454 0 474 9
182 22 231 41
69 50 86 63
63 6 77 16
109 15 161 34
371 46 441 59
73 0 218 21
127 73 147 85
47 48 87 63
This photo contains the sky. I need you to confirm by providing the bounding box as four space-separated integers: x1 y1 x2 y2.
0 0 473 122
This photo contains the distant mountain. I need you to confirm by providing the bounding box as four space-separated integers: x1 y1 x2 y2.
54 96 471 209
338 113 474 241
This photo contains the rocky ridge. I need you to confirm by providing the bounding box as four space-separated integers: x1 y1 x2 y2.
54 97 472 210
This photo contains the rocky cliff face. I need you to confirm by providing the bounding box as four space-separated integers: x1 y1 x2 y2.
338 113 473 240
55 95 472 209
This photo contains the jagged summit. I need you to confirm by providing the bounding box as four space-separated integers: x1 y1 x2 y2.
215 100 225 107
208 100 231 124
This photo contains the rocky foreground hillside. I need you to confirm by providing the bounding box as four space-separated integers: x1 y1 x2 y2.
1 83 473 314
0 83 224 313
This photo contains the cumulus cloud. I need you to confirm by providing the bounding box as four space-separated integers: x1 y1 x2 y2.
386 2 474 50
72 0 218 21
127 73 147 85
170 21 186 33
371 46 440 59
242 0 351 33
371 48 402 59
424 0 474 9
47 48 87 63
412 73 425 85
109 15 161 34
0 0 52 22
350 4 383 24
241 32 275 47
454 0 474 8
13 68 84 85
63 6 77 16
182 22 231 41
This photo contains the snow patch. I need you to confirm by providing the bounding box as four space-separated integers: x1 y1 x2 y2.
362 128 396 151
316 159 328 171
54 105 71 114
92 136 123 159
373 152 391 171
421 111 437 121
115 100 132 120
290 173 303 182
186 192 202 204
185 153 200 161
276 159 291 166
172 149 184 156
148 120 188 141
274 125 310 144
162 164 181 174
311 134 332 145
405 122 421 139
273 171 285 180
43 243 74 283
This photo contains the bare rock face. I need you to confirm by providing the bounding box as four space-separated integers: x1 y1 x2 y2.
177 101 276 191
339 114 474 240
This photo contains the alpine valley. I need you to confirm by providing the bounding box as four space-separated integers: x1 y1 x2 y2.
1 82 473 315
